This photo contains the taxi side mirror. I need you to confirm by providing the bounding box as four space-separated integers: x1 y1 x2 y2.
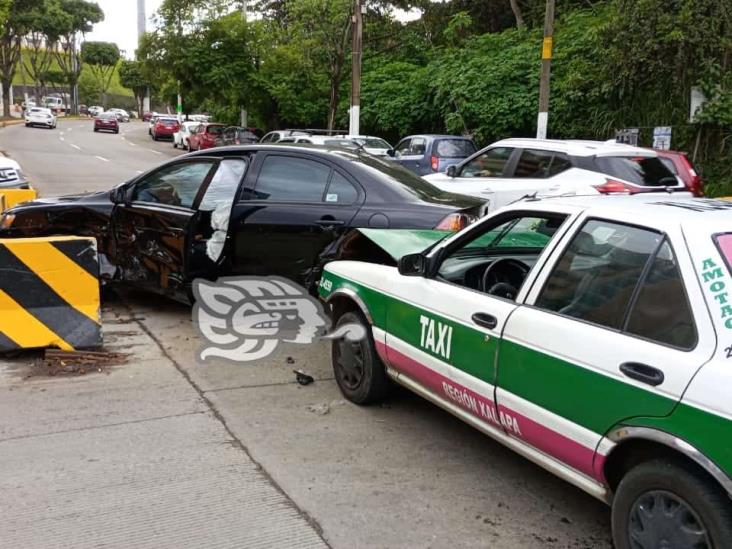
398 253 426 277
386 148 395 157
447 165 458 178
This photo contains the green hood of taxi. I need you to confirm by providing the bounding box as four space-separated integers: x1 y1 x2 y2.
356 228 450 260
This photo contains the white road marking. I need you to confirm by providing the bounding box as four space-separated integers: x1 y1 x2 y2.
67 127 72 132
149 150 162 155
128 141 137 147
95 156 110 162
70 144 81 150
59 137 65 141
136 170 143 174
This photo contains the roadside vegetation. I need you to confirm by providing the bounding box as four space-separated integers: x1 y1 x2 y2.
0 0 729 193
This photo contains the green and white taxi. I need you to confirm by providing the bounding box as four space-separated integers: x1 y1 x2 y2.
318 196 732 549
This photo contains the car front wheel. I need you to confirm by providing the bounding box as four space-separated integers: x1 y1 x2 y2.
612 458 732 549
331 310 391 405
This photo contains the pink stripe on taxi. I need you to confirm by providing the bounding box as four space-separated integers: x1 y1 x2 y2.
377 340 605 482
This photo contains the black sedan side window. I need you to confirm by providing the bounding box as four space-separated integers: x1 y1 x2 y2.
132 161 215 208
251 155 332 202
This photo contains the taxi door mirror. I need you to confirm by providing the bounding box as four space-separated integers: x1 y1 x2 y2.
398 253 426 277
447 165 458 178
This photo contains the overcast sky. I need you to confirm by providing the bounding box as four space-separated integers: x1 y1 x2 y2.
86 0 165 58
85 0 421 59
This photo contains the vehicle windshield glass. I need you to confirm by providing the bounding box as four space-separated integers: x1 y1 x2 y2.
435 139 476 158
207 125 225 135
594 156 677 186
356 138 391 148
464 216 560 251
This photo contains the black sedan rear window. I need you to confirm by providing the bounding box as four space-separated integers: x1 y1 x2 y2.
594 156 677 187
434 139 476 158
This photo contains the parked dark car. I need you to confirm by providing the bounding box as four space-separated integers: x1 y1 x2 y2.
0 146 481 301
389 134 477 176
654 149 704 197
93 113 119 134
188 123 226 151
218 126 260 147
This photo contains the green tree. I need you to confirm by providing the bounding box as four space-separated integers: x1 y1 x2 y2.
0 0 43 117
118 59 149 115
54 0 103 114
81 40 119 108
22 0 72 102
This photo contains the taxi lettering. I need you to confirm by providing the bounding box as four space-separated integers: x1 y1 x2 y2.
441 381 522 435
419 314 453 360
701 258 732 328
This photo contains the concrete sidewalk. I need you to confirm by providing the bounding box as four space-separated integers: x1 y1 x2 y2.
0 303 328 549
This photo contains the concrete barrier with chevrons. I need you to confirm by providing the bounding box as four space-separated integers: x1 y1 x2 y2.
0 188 37 212
0 236 102 351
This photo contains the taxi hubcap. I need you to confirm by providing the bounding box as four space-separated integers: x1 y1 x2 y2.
335 339 364 390
629 490 710 549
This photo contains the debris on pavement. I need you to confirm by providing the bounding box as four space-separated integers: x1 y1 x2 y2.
36 349 129 376
307 402 330 415
286 356 295 364
294 369 314 385
306 399 347 416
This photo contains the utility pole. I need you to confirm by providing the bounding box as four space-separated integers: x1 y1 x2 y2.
536 0 555 139
349 0 363 136
137 0 150 115
240 0 247 127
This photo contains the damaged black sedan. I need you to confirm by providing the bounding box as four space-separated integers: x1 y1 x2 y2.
0 145 482 302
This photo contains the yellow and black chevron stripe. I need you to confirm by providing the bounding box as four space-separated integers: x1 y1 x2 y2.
0 236 101 351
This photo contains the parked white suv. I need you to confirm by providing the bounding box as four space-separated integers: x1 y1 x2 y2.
25 107 57 129
423 138 687 212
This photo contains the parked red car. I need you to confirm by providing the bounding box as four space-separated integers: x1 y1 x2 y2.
151 117 180 141
93 113 119 134
654 149 704 197
188 123 225 151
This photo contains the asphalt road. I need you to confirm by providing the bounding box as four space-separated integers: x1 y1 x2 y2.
0 120 611 548
0 118 182 196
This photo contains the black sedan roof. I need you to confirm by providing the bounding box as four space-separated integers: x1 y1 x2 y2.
187 144 481 209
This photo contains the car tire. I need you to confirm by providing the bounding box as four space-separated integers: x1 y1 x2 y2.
331 310 391 405
93 128 98 132
612 458 732 549
173 142 178 149
115 130 119 134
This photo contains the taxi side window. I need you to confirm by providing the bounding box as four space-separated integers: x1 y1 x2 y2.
625 240 697 349
536 220 697 348
536 220 662 330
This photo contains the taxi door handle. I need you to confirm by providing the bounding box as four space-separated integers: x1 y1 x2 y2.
619 362 665 387
471 312 497 330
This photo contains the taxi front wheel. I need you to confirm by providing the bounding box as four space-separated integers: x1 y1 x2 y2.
331 311 391 405
612 458 732 549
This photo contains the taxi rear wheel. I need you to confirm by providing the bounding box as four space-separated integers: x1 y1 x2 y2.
612 459 732 549
331 311 390 405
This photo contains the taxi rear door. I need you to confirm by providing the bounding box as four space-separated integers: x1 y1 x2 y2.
496 211 716 482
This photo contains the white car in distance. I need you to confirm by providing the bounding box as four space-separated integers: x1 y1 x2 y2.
423 138 688 213
173 121 201 150
25 107 57 129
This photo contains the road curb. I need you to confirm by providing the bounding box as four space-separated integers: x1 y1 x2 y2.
0 119 25 128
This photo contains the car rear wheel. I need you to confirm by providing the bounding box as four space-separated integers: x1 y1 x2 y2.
331 310 391 405
612 459 732 549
